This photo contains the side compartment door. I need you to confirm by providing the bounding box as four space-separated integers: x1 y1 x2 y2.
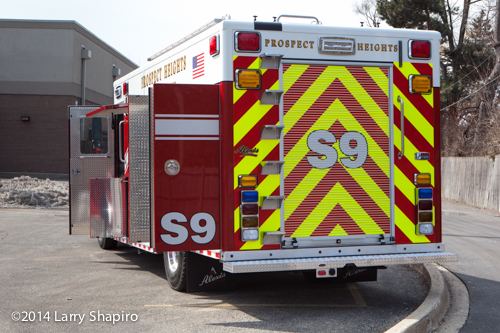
69 106 115 235
152 84 220 252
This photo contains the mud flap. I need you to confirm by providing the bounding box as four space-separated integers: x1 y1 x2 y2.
185 252 237 292
334 265 383 282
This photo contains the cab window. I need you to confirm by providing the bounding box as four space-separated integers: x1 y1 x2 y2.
80 117 108 154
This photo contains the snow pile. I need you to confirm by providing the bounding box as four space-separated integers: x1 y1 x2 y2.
0 176 69 208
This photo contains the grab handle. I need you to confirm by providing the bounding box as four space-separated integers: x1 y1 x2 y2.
118 120 125 163
277 15 321 24
397 96 404 159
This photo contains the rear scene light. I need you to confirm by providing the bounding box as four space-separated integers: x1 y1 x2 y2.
409 40 431 59
319 37 355 55
241 229 259 241
418 223 434 235
114 85 122 99
235 32 261 52
209 35 219 56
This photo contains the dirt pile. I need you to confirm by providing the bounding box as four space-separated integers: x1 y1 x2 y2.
0 176 69 208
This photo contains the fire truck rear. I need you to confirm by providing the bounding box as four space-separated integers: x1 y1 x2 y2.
69 15 456 291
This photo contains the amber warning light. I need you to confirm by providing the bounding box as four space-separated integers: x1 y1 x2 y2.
409 75 432 94
235 69 261 89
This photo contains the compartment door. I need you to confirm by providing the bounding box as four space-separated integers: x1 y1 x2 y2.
69 106 115 235
152 84 221 252
282 64 392 246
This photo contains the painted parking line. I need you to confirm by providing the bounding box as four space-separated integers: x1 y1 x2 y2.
347 282 367 307
145 303 358 308
145 282 368 309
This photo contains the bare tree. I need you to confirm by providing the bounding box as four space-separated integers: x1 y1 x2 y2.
353 0 379 27
473 0 500 154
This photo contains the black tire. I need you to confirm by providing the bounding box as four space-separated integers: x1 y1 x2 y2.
163 251 187 291
98 237 118 250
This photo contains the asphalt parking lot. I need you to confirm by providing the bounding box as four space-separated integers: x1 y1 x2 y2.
0 208 428 333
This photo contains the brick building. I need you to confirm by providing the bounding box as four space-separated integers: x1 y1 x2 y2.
0 19 137 175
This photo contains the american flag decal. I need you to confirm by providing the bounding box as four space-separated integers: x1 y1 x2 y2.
192 53 204 79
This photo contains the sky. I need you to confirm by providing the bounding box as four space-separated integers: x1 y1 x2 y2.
1 0 373 66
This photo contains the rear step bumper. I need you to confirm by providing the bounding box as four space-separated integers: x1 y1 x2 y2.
222 252 457 274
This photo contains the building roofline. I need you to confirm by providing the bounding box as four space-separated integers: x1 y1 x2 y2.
0 19 138 69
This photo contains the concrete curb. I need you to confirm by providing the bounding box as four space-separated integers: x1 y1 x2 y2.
433 265 469 333
385 263 449 333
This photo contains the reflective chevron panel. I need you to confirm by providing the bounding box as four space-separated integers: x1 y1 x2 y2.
393 62 436 244
282 64 391 239
232 56 281 250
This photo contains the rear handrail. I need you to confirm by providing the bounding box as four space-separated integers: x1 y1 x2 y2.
277 15 321 24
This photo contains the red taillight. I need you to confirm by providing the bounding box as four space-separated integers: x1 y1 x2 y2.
209 35 219 56
123 82 128 95
235 32 260 52
409 40 431 59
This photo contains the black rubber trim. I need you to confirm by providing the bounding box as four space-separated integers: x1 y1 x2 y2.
254 22 282 31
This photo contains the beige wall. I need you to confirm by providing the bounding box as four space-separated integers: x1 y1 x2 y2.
442 156 500 211
0 19 138 174
0 19 137 105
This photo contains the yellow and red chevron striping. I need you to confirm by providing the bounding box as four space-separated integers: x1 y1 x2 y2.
232 56 281 250
393 62 435 244
282 64 391 239
229 57 438 249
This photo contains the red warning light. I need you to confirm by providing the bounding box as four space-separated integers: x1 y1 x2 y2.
209 35 219 56
409 40 431 59
235 32 261 52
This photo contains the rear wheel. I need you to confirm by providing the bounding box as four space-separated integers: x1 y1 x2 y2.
98 237 117 250
163 251 187 291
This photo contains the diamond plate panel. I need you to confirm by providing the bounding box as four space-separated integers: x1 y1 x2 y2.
89 178 127 238
69 106 115 235
223 252 458 273
128 95 151 243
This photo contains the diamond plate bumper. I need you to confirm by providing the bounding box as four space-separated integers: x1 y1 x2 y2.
222 252 457 274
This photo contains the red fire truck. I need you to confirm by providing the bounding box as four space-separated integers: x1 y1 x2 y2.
69 15 456 291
